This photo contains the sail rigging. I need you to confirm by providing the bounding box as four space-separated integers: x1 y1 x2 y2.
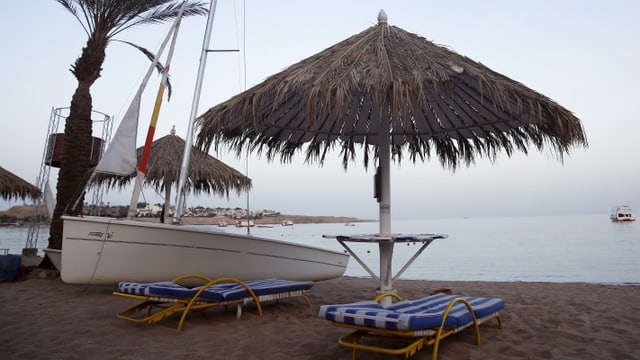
94 18 182 176
92 2 188 219
126 3 187 219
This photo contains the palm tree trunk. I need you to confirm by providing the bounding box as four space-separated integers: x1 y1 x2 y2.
48 37 106 250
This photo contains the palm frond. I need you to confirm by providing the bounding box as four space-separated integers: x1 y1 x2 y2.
55 1 208 39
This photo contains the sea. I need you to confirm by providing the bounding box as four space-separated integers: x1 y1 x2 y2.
1 213 638 284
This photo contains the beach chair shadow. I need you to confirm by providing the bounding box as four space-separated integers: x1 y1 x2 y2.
113 275 313 330
318 292 505 359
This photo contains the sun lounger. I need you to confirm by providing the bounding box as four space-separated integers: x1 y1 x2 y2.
318 292 505 359
114 275 313 330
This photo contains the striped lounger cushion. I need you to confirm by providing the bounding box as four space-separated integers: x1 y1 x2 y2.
318 293 505 331
213 279 313 300
118 279 313 302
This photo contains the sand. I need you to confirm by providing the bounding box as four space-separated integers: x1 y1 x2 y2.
1 275 639 359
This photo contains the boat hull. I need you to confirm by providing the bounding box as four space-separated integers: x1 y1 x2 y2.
43 248 62 271
61 216 349 285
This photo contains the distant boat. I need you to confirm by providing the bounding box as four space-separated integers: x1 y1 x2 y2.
236 220 255 227
610 206 635 222
282 220 294 226
344 222 355 226
218 221 228 227
257 224 274 228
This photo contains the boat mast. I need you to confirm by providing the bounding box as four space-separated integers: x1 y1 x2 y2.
126 2 188 219
173 0 218 223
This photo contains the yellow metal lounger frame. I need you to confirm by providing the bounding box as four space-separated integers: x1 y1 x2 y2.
113 275 312 331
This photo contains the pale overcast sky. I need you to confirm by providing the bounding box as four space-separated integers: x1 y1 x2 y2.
1 1 638 220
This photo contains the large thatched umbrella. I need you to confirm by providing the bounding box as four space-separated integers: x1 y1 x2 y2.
196 10 587 299
0 166 41 201
93 127 251 221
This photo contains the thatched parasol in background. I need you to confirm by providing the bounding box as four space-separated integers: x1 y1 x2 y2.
0 166 41 201
195 10 587 299
92 127 251 217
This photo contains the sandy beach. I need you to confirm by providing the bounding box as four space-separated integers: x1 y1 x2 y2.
1 274 639 359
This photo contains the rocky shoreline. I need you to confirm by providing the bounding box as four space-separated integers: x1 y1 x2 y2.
0 205 374 225
140 214 374 225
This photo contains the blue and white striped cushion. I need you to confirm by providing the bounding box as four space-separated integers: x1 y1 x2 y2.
318 293 505 331
118 281 176 296
118 281 221 300
216 279 314 300
118 278 313 302
149 282 225 301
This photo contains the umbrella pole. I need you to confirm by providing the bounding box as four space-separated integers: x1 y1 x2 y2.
378 117 394 306
127 171 145 219
163 186 171 223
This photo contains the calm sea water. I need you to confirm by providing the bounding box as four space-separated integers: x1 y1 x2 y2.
1 213 637 284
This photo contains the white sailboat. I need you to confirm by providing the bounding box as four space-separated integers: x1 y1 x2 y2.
58 2 349 285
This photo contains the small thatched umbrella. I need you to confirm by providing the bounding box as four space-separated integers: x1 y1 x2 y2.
0 166 41 201
196 10 587 299
93 127 251 221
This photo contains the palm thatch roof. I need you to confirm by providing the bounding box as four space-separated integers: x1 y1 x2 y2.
196 10 587 169
0 166 41 201
92 129 251 197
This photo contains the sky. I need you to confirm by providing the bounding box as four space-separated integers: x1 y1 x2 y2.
1 0 639 220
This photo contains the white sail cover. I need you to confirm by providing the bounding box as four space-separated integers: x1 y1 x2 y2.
94 90 142 176
44 179 55 218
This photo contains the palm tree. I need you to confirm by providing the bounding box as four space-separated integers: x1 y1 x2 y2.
48 0 207 251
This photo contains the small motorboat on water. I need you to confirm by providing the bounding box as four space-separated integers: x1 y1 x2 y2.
282 220 294 226
610 206 636 222
236 220 255 227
